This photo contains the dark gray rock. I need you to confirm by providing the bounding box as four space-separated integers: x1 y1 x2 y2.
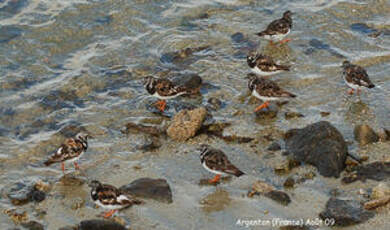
264 190 291 206
120 178 173 203
267 142 281 151
319 198 374 226
284 121 348 178
78 219 126 230
354 124 379 145
342 161 390 184
21 221 44 230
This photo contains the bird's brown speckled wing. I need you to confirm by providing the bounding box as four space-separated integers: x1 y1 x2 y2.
155 78 186 97
44 138 84 165
255 78 296 98
204 149 244 176
344 65 373 87
255 55 290 72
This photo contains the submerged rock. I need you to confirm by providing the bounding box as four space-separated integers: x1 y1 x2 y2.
207 97 222 110
284 121 348 178
342 161 390 183
0 26 22 43
122 122 165 136
21 221 44 230
7 181 47 205
284 111 304 120
267 142 281 151
248 180 291 206
120 178 173 203
255 106 278 120
319 198 374 226
354 124 379 145
167 107 207 141
78 219 126 230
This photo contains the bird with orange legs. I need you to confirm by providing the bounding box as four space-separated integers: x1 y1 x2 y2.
341 60 375 96
246 74 296 112
143 75 201 112
44 132 90 173
89 180 142 218
198 145 244 184
256 11 293 45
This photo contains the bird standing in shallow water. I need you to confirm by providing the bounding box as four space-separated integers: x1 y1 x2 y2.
247 52 290 76
198 145 244 184
256 11 293 45
143 75 201 112
246 74 296 112
341 61 375 95
44 132 90 173
89 180 142 218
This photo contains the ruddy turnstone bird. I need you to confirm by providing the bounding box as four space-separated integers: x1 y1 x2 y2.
44 132 90 173
143 76 189 112
89 180 142 218
198 145 244 183
342 61 375 95
256 11 293 44
247 52 290 76
246 74 296 112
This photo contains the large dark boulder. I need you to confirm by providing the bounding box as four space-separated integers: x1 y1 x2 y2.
78 219 126 230
120 178 173 203
319 198 374 226
284 121 348 177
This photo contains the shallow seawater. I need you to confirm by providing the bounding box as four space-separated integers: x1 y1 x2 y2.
0 0 389 229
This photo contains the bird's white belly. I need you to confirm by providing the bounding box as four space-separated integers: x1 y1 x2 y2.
263 30 290 42
344 77 361 90
202 162 228 176
251 66 282 76
66 151 84 163
152 92 186 100
252 89 280 101
94 200 124 210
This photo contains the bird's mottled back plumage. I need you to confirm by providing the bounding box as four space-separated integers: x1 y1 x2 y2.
44 132 89 166
247 74 296 98
89 180 142 209
342 61 375 89
199 145 244 177
257 11 293 37
247 53 290 73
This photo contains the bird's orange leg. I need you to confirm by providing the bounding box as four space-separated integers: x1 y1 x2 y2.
254 101 270 112
102 209 117 218
61 162 65 173
155 100 167 112
74 162 80 170
348 89 354 95
269 40 275 46
209 174 221 183
280 38 291 44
